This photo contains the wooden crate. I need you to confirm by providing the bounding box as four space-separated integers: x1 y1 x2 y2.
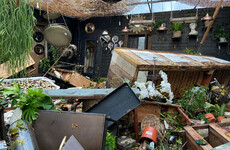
107 48 230 96
129 101 190 123
183 123 230 150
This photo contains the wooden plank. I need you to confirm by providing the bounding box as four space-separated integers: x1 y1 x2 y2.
0 55 35 78
56 68 97 88
43 88 140 99
184 126 213 150
111 51 137 77
192 122 230 130
209 124 230 147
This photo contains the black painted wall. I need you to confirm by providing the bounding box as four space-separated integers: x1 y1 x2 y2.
73 7 230 78
36 7 230 78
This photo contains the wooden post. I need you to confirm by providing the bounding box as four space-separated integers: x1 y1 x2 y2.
134 108 139 141
124 34 128 47
200 0 223 45
201 70 215 86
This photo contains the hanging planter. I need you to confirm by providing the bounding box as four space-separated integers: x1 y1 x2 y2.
171 23 183 38
0 0 37 74
214 24 229 43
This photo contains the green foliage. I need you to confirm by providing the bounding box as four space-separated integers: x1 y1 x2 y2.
3 83 54 122
171 23 183 31
176 85 210 118
161 112 186 131
0 0 37 73
154 20 163 29
156 137 186 150
184 48 201 55
207 104 226 117
48 45 60 62
214 24 229 39
39 58 51 72
105 131 116 150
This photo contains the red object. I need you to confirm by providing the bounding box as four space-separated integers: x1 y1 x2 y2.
205 113 216 123
140 126 158 144
217 116 224 122
177 106 191 124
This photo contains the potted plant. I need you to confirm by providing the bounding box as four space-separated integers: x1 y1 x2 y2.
105 131 116 150
207 104 226 122
171 23 183 38
214 25 229 42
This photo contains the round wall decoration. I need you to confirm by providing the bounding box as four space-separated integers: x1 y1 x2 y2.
108 42 114 51
85 23 95 34
112 35 118 43
34 44 45 55
33 32 44 42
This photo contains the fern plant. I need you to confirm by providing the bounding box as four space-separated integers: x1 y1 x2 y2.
171 23 183 31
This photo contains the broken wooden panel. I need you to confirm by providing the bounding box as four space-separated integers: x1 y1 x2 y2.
34 110 107 150
212 70 230 88
55 68 96 88
129 101 184 122
0 55 35 79
106 51 137 88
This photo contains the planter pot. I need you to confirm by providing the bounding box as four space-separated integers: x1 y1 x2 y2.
217 116 225 122
219 37 227 42
205 113 216 123
140 126 158 144
173 31 181 38
204 20 211 28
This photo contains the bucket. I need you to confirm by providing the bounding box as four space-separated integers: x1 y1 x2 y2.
205 113 216 123
140 126 157 143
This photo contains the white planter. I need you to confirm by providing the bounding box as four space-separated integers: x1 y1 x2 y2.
219 37 227 42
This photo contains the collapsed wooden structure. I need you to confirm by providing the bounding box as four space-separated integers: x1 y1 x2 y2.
107 47 230 96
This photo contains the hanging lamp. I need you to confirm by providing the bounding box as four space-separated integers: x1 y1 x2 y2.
157 23 167 31
157 2 167 31
122 26 129 32
102 0 122 4
44 4 72 47
201 13 212 21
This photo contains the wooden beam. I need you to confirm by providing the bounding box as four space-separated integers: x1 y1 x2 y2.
43 88 140 99
209 124 230 144
184 126 213 150
200 0 223 45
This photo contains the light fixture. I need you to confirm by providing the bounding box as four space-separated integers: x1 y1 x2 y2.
102 0 122 4
157 23 167 31
202 13 212 21
122 26 129 32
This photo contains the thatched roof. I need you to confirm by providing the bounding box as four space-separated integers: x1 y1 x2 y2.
34 0 139 19
178 0 230 7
